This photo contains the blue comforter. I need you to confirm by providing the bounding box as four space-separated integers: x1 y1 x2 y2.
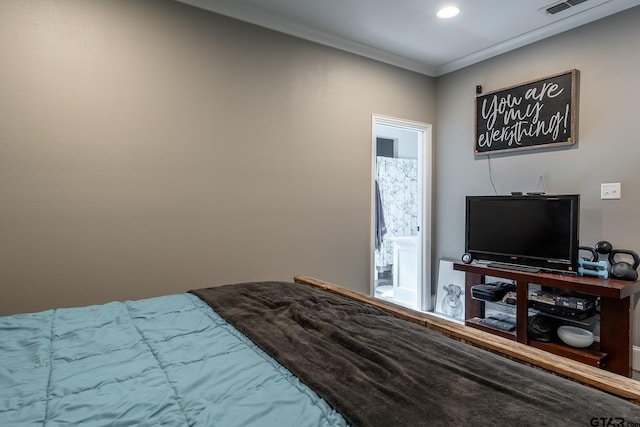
0 293 348 426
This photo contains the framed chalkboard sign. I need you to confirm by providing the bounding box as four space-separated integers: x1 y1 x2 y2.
475 69 579 154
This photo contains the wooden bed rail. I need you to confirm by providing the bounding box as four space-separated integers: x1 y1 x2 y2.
293 275 640 404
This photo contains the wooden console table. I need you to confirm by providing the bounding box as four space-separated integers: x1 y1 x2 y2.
454 262 640 377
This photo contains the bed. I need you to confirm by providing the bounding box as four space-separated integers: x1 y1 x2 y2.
2 276 640 426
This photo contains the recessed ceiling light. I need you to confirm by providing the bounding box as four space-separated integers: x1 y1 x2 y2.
437 6 460 19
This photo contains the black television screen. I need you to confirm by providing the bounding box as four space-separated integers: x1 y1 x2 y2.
465 195 580 273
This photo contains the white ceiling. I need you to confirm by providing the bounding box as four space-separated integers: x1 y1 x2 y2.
175 0 640 76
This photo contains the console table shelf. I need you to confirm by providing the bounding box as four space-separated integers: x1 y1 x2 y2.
466 317 516 341
454 262 640 377
528 340 606 369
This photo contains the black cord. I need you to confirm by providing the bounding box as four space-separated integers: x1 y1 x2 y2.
538 175 546 193
487 154 498 195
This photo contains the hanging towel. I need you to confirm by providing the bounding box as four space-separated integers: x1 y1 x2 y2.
375 180 387 251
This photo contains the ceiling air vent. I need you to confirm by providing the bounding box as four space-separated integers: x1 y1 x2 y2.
546 0 588 15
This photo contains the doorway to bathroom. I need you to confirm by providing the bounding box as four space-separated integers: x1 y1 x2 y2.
371 115 432 312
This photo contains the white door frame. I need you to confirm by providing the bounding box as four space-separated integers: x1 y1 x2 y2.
371 114 432 311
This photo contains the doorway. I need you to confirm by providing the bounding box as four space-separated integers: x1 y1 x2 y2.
371 115 432 312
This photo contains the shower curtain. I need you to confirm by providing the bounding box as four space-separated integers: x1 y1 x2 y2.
375 157 419 269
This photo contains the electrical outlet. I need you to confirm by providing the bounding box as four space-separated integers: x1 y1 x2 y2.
601 183 621 200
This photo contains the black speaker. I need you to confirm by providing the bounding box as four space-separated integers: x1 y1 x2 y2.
461 253 473 264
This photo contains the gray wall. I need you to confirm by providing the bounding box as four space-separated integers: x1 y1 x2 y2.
1 0 638 352
434 7 640 345
0 0 435 315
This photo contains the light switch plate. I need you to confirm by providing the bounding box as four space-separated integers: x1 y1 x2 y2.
601 183 621 200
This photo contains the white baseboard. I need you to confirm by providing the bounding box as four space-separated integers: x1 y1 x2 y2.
633 345 640 372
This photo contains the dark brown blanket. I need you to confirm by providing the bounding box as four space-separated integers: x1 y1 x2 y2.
192 281 640 427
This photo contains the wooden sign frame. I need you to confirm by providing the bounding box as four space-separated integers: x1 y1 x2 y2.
474 69 579 155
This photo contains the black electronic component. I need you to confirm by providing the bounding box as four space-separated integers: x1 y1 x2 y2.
465 194 580 274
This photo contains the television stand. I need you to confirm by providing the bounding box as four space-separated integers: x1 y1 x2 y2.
486 263 540 273
454 261 640 377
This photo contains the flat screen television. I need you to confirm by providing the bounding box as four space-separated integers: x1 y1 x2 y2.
465 194 580 273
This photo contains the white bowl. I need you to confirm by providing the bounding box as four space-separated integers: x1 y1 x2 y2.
557 325 594 348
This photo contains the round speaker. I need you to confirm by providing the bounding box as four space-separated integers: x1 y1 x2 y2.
461 253 473 264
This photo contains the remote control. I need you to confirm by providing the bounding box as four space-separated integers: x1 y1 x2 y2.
480 317 516 331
